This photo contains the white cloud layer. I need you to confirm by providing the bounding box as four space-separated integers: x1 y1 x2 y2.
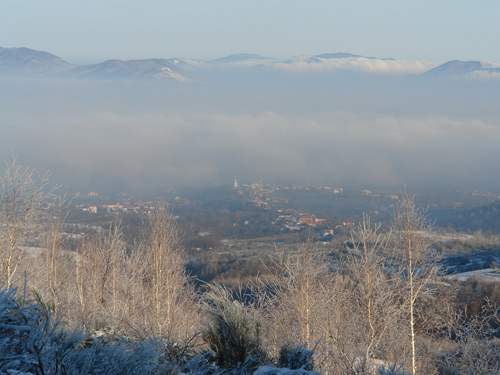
273 57 439 75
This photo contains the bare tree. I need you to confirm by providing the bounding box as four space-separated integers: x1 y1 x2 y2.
0 156 54 287
392 194 438 375
267 241 332 348
135 203 198 341
265 241 349 374
344 215 405 374
75 218 126 329
44 195 68 292
70 204 198 343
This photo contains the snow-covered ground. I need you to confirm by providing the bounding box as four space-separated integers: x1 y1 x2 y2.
444 267 500 281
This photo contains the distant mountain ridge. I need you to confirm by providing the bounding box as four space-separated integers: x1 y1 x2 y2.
423 60 500 78
66 58 191 82
0 47 191 82
1 46 499 81
0 47 74 75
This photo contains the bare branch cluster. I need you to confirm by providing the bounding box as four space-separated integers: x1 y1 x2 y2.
0 156 56 287
71 206 199 344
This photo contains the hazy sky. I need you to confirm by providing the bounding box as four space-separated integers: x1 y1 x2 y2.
2 0 500 63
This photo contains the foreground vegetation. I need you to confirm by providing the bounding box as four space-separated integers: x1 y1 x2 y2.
1 159 500 374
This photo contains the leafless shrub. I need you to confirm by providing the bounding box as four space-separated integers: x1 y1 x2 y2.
437 302 500 375
266 241 332 345
70 205 200 345
0 156 56 287
75 217 127 330
132 204 199 342
264 241 349 374
341 215 407 375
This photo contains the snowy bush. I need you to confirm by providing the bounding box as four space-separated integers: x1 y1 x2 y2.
0 288 40 373
202 284 266 371
182 352 217 375
0 287 179 374
0 287 86 374
278 343 315 371
377 364 408 375
59 340 164 375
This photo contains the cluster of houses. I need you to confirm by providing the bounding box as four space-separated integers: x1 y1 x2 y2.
76 197 194 215
233 181 361 236
272 212 327 232
272 211 358 239
234 180 289 209
76 201 158 215
73 188 195 215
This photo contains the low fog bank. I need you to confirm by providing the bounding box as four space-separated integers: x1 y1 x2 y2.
1 73 499 193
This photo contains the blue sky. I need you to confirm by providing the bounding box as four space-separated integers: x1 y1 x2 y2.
2 0 500 64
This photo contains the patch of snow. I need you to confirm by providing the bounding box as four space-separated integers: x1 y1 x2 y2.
152 67 192 82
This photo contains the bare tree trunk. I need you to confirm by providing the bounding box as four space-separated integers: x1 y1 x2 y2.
44 197 67 292
344 215 404 375
392 194 438 375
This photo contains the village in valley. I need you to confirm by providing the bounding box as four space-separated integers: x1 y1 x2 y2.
69 179 500 250
71 180 400 240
